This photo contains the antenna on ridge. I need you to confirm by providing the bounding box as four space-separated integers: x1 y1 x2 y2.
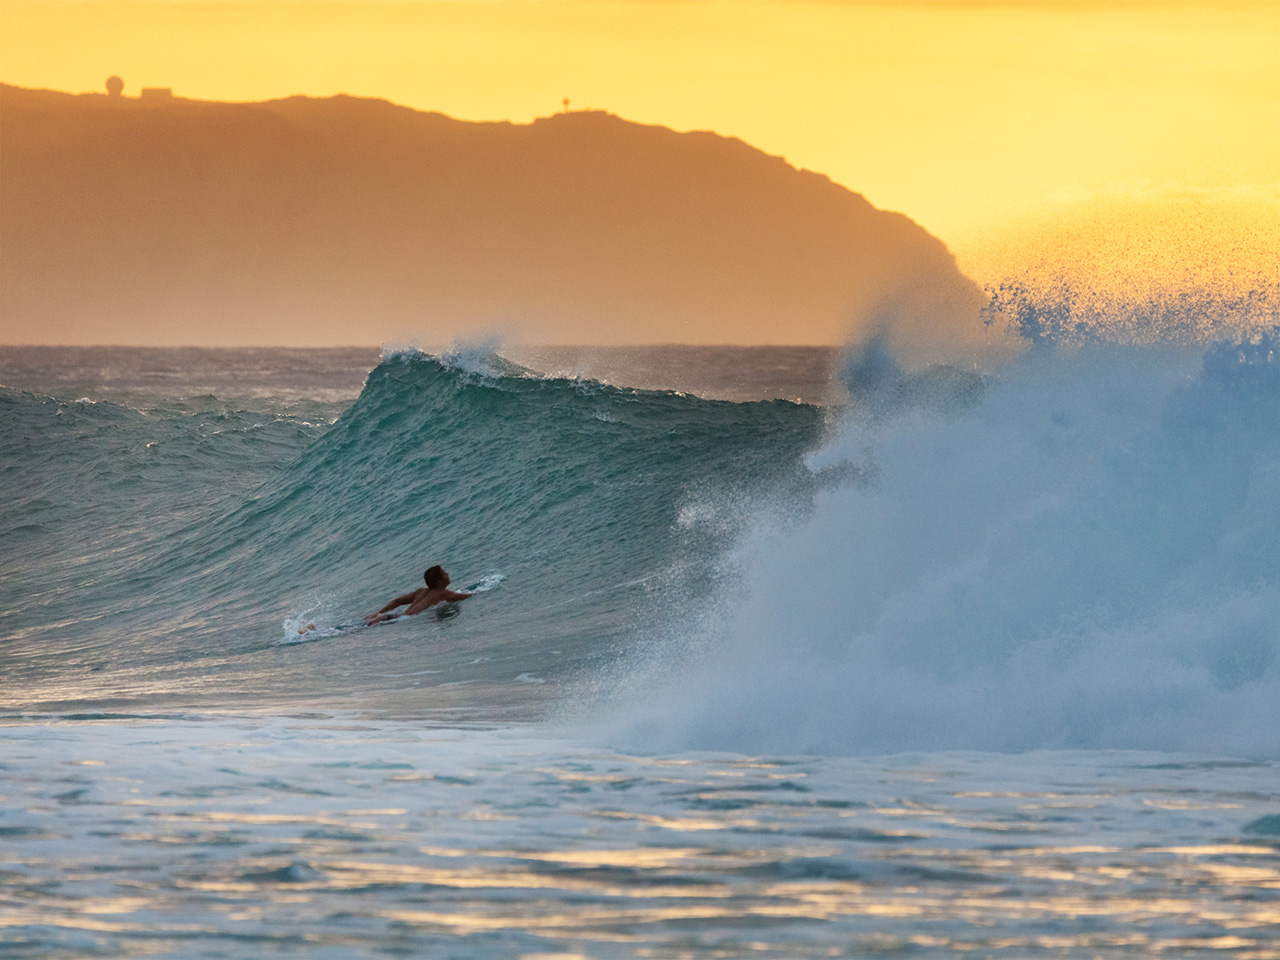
562 98 570 113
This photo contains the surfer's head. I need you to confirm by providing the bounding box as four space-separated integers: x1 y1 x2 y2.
424 565 449 589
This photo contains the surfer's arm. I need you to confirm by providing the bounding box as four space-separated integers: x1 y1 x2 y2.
373 592 417 615
443 590 473 602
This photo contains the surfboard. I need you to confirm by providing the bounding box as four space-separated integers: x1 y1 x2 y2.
282 574 504 644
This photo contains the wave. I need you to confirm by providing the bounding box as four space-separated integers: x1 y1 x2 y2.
601 328 1280 756
0 353 824 710
0 387 325 642
10 324 1274 754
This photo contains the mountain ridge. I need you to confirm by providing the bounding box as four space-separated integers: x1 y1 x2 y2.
1 83 987 354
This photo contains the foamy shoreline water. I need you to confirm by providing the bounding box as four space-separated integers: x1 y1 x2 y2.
2 712 1278 959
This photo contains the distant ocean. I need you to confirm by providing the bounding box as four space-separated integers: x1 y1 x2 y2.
2 335 1278 958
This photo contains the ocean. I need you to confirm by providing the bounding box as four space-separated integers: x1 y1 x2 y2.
2 334 1278 958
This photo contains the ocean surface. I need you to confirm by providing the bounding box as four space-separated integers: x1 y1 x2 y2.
2 335 1278 958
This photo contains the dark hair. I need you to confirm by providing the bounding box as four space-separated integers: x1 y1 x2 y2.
424 565 447 588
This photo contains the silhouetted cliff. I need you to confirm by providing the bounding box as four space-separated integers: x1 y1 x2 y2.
1 83 986 350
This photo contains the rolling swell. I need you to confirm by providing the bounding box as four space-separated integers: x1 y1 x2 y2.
1 351 824 712
0 387 323 662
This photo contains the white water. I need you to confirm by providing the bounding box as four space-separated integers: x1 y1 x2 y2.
609 337 1280 756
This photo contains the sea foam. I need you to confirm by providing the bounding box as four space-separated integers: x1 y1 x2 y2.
606 330 1280 756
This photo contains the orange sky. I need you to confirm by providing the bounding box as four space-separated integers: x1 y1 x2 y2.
3 0 1277 280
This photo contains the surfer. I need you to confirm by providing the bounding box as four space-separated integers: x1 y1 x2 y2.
365 565 473 625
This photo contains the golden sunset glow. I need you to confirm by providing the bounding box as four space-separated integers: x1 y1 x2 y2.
3 0 1276 267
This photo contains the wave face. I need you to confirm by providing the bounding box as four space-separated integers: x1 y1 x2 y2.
605 330 1280 756
0 351 823 711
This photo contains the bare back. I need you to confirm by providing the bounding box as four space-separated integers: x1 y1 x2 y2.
404 586 471 616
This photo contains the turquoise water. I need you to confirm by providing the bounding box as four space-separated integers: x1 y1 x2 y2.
1 347 824 714
2 339 1278 957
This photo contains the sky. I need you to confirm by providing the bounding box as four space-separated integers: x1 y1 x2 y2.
3 0 1277 277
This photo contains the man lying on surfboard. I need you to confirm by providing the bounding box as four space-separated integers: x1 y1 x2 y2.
365 565 473 625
